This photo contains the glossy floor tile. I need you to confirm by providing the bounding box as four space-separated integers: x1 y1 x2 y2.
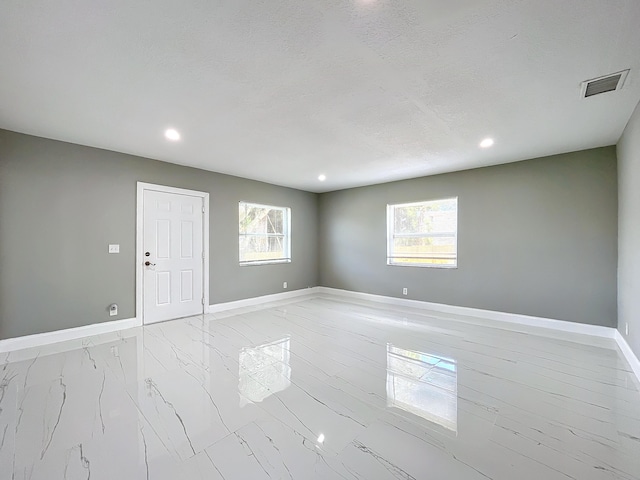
1 295 639 479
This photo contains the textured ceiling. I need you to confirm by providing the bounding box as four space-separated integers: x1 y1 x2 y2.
1 0 640 192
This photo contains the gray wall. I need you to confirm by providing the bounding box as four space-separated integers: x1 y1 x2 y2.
0 128 621 339
318 148 618 327
617 100 640 357
0 129 318 339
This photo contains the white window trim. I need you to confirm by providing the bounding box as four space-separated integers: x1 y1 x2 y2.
386 197 458 269
239 202 291 266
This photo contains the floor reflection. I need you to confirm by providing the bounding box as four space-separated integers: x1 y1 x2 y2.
238 336 291 406
386 344 458 432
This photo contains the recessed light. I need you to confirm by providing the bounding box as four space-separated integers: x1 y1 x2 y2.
317 434 325 443
480 138 494 148
318 174 326 181
165 128 181 141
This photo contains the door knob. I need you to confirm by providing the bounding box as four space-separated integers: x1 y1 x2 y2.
145 261 156 266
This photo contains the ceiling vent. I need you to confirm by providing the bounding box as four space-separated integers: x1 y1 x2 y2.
581 70 629 98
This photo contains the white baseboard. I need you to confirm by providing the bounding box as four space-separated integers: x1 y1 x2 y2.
317 287 616 339
208 287 320 313
2 288 638 388
0 287 320 355
0 317 139 354
615 330 640 386
319 287 639 386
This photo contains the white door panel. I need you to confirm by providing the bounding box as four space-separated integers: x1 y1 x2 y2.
143 190 204 324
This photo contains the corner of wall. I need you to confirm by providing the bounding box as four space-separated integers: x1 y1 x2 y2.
616 97 640 360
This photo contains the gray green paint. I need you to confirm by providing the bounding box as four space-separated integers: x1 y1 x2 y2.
0 129 621 340
0 129 318 339
617 100 640 359
318 148 618 327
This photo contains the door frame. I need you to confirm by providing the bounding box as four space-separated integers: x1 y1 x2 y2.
136 182 210 325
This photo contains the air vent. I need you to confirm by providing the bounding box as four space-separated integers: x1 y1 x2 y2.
581 70 629 98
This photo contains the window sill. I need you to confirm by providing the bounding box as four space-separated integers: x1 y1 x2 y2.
387 262 457 269
240 259 292 267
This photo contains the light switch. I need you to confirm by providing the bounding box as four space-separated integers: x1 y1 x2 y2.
108 244 120 254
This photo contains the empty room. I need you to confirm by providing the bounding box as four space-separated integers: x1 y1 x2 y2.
1 1 640 479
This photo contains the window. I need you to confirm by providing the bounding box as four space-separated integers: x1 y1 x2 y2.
239 202 291 265
387 197 457 267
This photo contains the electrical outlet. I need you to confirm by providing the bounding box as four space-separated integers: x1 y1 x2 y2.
108 244 120 254
109 303 118 316
402 288 408 295
283 282 288 289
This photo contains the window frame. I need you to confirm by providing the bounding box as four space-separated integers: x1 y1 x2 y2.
239 201 291 266
386 197 458 269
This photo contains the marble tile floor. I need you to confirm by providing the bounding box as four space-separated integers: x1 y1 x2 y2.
1 295 639 479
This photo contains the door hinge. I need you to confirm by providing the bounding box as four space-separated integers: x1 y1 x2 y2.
202 206 205 213
201 298 205 305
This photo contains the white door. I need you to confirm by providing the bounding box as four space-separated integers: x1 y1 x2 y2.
143 189 204 324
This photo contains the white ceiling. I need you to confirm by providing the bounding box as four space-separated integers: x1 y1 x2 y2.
2 0 640 193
